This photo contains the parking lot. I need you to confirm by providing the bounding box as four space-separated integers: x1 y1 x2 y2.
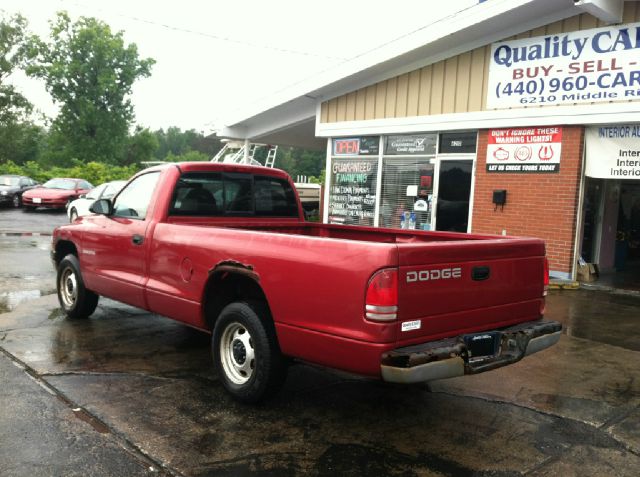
1 207 639 476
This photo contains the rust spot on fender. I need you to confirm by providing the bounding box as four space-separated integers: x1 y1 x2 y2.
210 260 259 282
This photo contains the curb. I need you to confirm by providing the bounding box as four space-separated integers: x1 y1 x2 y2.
549 279 640 297
549 280 580 290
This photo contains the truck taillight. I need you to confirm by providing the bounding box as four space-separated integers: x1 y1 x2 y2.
365 268 398 322
543 257 549 297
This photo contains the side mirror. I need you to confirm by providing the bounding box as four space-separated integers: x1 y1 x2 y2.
90 198 113 215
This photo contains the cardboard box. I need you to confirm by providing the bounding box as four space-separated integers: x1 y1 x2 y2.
576 259 598 282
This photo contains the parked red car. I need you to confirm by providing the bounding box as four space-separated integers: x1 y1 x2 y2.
22 178 94 211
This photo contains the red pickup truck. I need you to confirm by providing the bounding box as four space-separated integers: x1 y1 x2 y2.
52 162 561 403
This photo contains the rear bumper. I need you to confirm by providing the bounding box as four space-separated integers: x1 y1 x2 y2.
380 319 561 384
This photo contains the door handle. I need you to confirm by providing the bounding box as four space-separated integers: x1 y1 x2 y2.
132 234 144 246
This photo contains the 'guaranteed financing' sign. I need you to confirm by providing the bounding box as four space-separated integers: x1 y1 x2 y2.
487 22 640 109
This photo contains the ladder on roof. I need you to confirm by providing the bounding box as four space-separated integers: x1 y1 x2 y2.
264 145 277 168
211 143 277 168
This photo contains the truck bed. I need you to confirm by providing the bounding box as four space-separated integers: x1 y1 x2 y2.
160 217 546 352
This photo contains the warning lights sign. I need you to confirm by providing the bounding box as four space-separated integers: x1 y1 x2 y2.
486 127 562 173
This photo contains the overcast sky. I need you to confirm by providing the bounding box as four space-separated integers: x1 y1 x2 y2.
3 0 477 133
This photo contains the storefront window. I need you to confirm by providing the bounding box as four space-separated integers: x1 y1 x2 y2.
328 137 379 226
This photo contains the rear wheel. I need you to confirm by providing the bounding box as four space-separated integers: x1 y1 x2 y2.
212 301 286 403
56 254 99 319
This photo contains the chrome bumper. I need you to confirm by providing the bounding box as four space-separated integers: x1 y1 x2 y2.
381 320 562 384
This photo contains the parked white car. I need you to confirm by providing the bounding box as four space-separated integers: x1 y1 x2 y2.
67 180 126 222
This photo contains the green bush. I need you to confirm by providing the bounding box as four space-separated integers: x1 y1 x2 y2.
0 160 141 185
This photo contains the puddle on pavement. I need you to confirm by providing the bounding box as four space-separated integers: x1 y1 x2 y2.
548 289 640 352
0 290 44 313
0 236 52 252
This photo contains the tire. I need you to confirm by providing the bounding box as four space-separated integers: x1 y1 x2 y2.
56 254 99 319
212 301 287 403
69 208 78 222
12 194 21 208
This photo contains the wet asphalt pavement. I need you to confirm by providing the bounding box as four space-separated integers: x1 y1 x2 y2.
0 207 639 476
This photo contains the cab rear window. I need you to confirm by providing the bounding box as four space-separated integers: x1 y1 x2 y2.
169 172 299 217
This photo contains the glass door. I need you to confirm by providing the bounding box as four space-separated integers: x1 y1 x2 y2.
434 160 473 232
580 178 604 263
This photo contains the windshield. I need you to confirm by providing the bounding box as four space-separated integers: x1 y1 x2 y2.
43 179 77 190
0 176 20 187
86 184 106 200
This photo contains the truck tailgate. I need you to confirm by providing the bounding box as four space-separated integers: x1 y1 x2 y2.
396 238 546 344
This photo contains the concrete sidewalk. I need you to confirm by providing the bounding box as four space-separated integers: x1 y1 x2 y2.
0 348 161 477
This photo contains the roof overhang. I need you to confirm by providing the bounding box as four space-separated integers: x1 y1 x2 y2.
574 0 624 24
217 95 325 150
215 0 612 148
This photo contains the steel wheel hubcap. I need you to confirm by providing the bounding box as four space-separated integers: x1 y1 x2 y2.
60 268 78 308
220 322 255 385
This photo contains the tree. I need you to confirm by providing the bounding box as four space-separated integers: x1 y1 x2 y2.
0 13 43 164
0 13 35 125
272 146 325 182
0 121 46 164
125 127 158 165
27 12 155 165
154 126 194 159
153 127 223 161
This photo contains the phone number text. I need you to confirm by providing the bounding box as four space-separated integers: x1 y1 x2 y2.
494 71 640 104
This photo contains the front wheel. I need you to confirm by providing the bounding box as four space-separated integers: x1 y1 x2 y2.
56 254 99 319
12 194 21 208
212 302 287 403
69 208 78 222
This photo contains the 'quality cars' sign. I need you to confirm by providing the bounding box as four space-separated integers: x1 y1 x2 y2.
487 22 640 109
486 127 562 173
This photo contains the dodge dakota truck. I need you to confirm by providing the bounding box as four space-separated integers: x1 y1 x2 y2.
52 162 561 403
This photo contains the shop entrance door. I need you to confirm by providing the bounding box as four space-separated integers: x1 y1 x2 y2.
580 179 640 289
617 181 640 271
580 178 605 263
434 160 473 232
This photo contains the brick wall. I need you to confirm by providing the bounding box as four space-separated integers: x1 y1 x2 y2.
471 126 584 276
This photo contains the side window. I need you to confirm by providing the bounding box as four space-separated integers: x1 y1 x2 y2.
254 176 298 217
113 172 160 219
